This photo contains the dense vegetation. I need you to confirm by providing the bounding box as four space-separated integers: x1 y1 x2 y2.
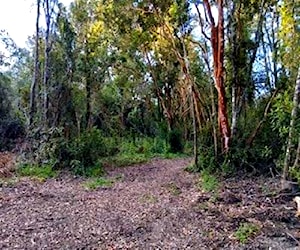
0 0 299 185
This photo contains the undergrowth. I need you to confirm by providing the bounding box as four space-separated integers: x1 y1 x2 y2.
199 169 219 192
19 127 192 177
234 222 259 244
17 163 58 180
83 177 114 190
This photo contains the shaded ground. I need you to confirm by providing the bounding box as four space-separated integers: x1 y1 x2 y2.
0 156 299 249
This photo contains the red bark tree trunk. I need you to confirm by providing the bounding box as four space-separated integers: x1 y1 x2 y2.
204 0 231 152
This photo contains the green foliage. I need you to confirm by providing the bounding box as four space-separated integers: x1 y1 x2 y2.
70 160 104 177
199 169 219 193
63 128 115 175
83 177 114 190
168 129 184 153
199 146 218 171
234 223 259 244
0 73 25 151
17 163 58 180
100 137 178 168
4 0 293 182
0 118 25 151
103 154 148 168
271 91 294 138
290 166 300 184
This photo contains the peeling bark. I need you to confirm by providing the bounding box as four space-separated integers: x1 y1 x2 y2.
204 0 231 152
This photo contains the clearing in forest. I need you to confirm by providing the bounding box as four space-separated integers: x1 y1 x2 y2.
0 157 299 249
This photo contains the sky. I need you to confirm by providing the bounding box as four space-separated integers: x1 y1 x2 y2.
0 0 73 48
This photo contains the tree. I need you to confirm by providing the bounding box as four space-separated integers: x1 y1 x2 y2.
279 0 300 185
29 0 41 126
202 0 230 152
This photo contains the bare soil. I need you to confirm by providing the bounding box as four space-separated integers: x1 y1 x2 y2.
0 156 299 249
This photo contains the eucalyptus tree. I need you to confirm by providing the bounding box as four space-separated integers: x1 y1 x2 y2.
226 0 268 138
70 0 112 130
280 0 300 185
198 0 231 152
29 0 41 126
43 0 59 127
98 0 196 139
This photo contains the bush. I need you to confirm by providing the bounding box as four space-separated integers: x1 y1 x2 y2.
199 169 219 192
168 129 184 153
65 128 115 176
0 118 25 151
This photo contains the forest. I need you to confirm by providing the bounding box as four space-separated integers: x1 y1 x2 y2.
0 0 300 248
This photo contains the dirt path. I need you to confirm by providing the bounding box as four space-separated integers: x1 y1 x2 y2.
0 158 299 249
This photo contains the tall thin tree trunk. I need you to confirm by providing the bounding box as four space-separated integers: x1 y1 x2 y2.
191 89 198 167
210 82 218 157
29 0 41 126
194 2 218 156
84 41 92 129
231 86 238 136
228 1 238 137
43 0 51 128
204 0 231 152
282 68 300 186
86 71 92 129
181 37 199 167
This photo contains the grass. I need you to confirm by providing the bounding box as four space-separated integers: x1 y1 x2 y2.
199 169 219 192
83 177 114 190
165 182 182 196
102 137 191 168
17 164 58 181
234 222 259 244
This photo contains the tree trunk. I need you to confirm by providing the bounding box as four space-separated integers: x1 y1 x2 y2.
194 2 218 156
204 0 231 152
231 85 238 136
228 1 239 137
86 70 92 129
43 0 51 128
29 0 41 126
191 88 198 168
282 68 300 186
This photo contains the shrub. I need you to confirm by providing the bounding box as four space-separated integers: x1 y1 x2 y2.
168 129 184 153
0 118 25 151
65 128 115 175
199 169 219 192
